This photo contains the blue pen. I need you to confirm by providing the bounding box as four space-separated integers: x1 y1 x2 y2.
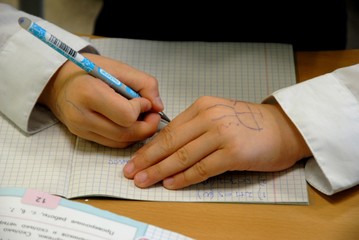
18 17 170 123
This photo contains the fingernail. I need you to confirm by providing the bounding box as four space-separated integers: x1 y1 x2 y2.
124 161 134 175
163 177 174 187
135 172 148 184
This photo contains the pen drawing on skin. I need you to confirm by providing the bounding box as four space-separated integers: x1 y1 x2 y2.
58 88 84 117
209 100 263 131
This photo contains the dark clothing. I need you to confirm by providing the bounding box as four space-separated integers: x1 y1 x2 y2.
94 1 347 51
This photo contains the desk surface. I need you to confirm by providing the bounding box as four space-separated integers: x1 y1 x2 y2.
75 49 359 240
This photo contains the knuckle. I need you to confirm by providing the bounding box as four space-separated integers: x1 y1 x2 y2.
175 147 190 167
194 96 211 109
153 164 163 176
216 122 231 135
138 151 154 166
194 96 222 117
193 161 209 179
147 164 163 181
145 74 159 87
158 125 176 151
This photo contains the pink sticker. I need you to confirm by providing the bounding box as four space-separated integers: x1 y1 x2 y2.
21 189 61 209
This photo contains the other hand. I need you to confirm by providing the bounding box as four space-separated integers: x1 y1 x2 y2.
123 96 312 189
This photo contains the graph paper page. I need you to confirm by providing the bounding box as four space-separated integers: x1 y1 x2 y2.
67 38 308 204
0 112 75 196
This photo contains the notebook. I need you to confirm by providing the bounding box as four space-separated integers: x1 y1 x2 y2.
0 38 308 204
0 187 193 240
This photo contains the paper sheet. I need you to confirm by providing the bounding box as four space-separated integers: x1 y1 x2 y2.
0 188 192 239
0 39 308 204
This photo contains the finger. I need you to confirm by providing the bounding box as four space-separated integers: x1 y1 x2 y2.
86 78 153 127
162 149 231 189
130 129 220 188
74 110 160 144
74 129 137 148
114 66 163 112
123 114 205 179
96 56 164 112
123 97 220 178
132 97 204 153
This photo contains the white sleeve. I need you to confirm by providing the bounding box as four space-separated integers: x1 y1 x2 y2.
0 3 96 134
264 64 359 195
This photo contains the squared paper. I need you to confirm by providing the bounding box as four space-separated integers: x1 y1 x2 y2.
0 38 308 204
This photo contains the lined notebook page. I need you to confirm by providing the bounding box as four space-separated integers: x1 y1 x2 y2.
0 38 308 204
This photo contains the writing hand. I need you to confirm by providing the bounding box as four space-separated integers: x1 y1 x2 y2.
38 53 164 148
124 96 311 189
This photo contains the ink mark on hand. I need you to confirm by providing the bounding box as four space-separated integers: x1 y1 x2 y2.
208 100 263 131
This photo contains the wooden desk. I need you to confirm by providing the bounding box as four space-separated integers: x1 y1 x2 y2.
75 50 359 240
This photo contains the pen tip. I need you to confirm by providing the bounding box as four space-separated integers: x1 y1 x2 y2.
160 112 171 123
